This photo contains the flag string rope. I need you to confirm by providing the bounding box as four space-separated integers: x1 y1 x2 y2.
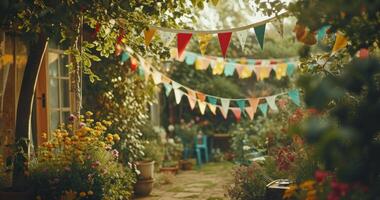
137 54 288 102
149 11 288 34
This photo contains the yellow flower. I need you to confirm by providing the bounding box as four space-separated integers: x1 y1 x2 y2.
283 185 297 199
106 134 113 142
79 191 86 197
300 180 315 191
113 134 120 142
42 133 47 139
87 190 94 195
306 190 317 200
99 141 106 148
85 111 93 116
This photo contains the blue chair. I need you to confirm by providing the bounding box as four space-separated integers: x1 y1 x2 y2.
194 135 209 166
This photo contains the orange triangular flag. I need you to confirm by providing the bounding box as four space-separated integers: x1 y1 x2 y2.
196 92 206 102
144 28 157 46
187 94 197 110
245 106 256 120
248 98 260 108
207 103 217 115
332 32 348 53
231 108 241 121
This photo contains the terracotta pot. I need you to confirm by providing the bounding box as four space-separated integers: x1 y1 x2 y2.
134 179 154 197
136 160 155 180
0 189 34 200
159 166 178 175
179 160 193 170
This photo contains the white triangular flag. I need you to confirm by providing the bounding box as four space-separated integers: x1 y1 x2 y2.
174 89 184 104
221 98 230 115
158 31 176 47
152 71 162 85
198 100 207 115
236 30 248 50
266 95 279 112
171 81 181 89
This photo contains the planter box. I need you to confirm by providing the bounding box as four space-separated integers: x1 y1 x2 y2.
178 160 194 170
265 179 291 200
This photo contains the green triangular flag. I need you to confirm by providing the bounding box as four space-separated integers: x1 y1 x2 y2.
163 83 172 96
288 89 301 106
236 100 246 112
138 65 145 77
258 103 268 117
254 24 266 50
121 51 130 63
207 96 217 105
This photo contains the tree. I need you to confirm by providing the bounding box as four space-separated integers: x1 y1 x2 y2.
1 0 207 190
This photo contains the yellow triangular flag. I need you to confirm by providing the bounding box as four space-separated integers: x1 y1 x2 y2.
332 32 348 53
255 67 272 81
144 28 157 46
275 63 287 80
240 65 252 79
207 103 217 115
198 100 207 115
212 60 224 75
195 58 210 70
197 33 213 55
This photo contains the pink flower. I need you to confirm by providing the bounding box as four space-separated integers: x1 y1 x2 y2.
68 114 76 122
314 170 329 183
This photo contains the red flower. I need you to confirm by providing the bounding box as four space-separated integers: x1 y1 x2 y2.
314 170 329 183
331 179 350 197
327 192 340 200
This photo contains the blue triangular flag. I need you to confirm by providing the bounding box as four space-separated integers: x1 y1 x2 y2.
185 53 197 65
207 96 218 105
317 25 331 42
287 63 296 76
164 83 173 96
236 100 246 112
224 62 235 76
121 51 130 63
254 24 266 50
288 89 301 106
258 103 268 117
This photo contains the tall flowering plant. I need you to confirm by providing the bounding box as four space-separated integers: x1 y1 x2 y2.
30 111 135 200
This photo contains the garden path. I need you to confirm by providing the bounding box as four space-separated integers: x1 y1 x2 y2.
135 162 234 200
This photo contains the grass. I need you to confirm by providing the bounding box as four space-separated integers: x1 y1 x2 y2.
206 197 224 200
168 186 185 193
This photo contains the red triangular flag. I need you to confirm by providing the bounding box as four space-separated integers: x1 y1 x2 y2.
177 33 192 58
231 108 241 121
218 32 232 58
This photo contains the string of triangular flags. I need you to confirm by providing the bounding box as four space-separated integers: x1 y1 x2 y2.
127 54 301 121
142 12 288 59
170 49 298 80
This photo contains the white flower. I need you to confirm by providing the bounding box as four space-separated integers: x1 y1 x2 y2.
243 146 250 151
168 125 175 132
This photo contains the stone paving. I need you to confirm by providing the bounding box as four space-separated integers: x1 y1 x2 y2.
135 162 234 200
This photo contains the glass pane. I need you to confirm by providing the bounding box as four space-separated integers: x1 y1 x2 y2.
49 78 59 108
60 54 69 76
48 52 59 77
62 111 70 125
61 79 70 107
50 111 60 133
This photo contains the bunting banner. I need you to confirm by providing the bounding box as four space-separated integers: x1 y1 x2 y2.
332 32 348 54
143 11 288 58
172 50 298 80
120 50 301 121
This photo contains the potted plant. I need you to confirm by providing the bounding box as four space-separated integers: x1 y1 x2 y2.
159 138 183 174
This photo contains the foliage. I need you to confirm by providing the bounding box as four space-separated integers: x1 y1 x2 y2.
83 60 155 165
162 138 184 167
173 120 199 147
293 58 380 198
30 113 136 200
